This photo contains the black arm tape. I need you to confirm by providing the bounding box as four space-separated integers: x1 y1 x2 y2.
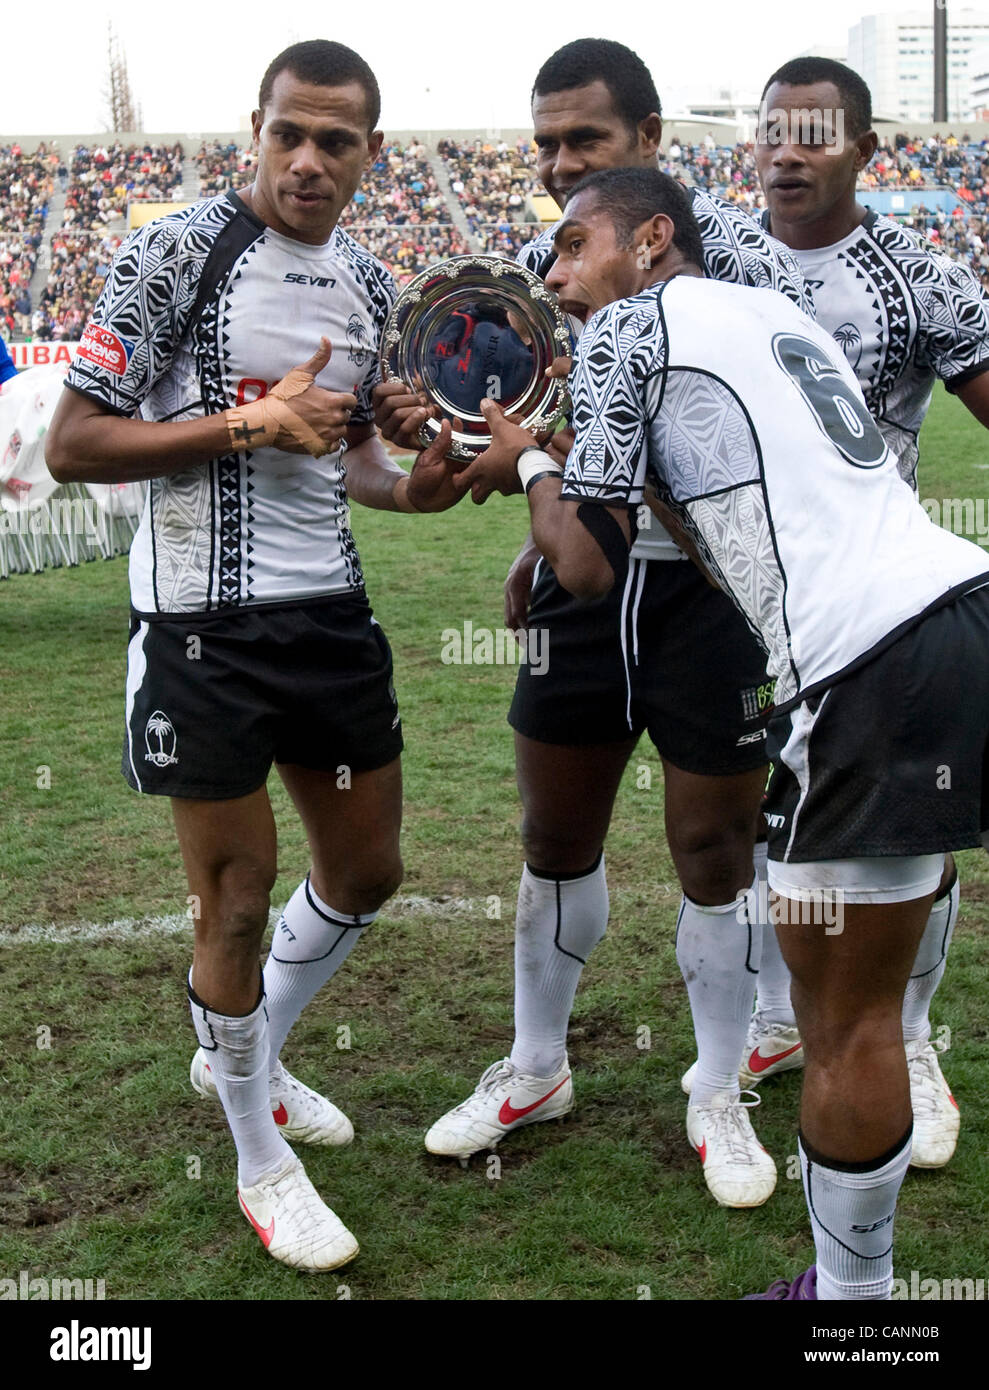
576 502 632 584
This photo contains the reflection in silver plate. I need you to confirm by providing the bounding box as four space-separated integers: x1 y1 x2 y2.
380 254 572 460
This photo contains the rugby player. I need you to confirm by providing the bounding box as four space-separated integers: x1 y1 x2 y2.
46 41 464 1271
687 58 989 1170
378 38 810 1209
454 166 989 1299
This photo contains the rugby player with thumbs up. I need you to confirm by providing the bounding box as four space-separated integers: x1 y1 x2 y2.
46 39 465 1272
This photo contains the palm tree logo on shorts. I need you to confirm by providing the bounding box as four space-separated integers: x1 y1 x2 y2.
144 710 178 767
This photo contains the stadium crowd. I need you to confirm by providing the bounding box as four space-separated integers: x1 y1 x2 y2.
342 141 450 225
196 141 257 196
0 146 54 338
63 143 185 230
346 225 468 281
6 130 989 337
30 230 123 341
438 138 539 232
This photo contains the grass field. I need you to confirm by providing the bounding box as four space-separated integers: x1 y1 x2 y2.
1 386 987 1303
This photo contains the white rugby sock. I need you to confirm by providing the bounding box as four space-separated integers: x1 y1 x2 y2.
510 856 608 1078
188 977 292 1187
902 872 959 1043
263 876 375 1071
753 841 796 1026
677 878 761 1105
800 1129 912 1300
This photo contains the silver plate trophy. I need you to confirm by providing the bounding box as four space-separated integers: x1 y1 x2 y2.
380 254 573 461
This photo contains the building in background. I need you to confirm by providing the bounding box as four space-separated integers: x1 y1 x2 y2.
849 9 989 123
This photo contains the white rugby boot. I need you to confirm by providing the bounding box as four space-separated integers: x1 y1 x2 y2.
681 1010 804 1093
907 1036 960 1169
425 1057 574 1161
191 1049 354 1147
686 1089 777 1208
237 1155 358 1271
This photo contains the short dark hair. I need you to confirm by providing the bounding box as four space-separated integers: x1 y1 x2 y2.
532 38 661 131
258 40 381 130
566 167 704 269
761 57 872 137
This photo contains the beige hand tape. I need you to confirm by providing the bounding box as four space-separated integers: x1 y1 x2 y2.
225 362 338 458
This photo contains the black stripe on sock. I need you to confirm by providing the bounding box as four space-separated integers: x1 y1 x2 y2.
799 1124 913 1174
304 875 369 928
525 851 603 883
187 970 264 1018
935 862 959 903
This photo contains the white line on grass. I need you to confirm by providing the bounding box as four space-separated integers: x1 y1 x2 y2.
0 894 479 945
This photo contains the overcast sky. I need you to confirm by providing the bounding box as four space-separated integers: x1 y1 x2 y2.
2 1 947 135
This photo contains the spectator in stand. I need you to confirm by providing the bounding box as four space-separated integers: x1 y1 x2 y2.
14 288 31 334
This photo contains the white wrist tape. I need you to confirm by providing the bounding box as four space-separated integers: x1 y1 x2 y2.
517 448 563 492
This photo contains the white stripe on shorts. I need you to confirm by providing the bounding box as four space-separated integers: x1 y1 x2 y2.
619 557 645 729
124 621 151 792
777 690 831 861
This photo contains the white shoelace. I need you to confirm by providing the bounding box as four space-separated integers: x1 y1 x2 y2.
699 1091 764 1164
270 1063 324 1118
267 1162 337 1238
453 1059 515 1113
907 1041 949 1117
747 1010 798 1043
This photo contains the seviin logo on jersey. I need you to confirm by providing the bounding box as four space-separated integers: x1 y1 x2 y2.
346 314 372 367
145 710 178 766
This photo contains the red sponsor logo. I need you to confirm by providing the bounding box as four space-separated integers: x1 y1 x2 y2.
77 322 132 376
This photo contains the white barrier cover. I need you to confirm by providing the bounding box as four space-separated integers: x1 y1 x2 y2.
0 363 71 512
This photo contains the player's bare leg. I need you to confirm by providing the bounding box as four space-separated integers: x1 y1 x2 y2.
211 756 404 1149
425 734 634 1158
768 893 933 1300
278 755 404 913
756 850 961 1164
175 787 278 1017
664 760 777 1205
175 789 357 1270
262 757 403 1066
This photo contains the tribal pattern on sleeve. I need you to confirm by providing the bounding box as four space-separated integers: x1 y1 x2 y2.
562 289 667 505
67 197 239 416
690 188 812 313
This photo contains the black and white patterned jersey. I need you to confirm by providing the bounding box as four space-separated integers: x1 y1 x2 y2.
560 276 989 710
66 192 395 616
518 186 812 560
762 209 989 490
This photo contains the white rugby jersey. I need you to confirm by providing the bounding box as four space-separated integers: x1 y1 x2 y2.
66 192 395 615
560 276 989 710
763 210 989 490
519 186 812 561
